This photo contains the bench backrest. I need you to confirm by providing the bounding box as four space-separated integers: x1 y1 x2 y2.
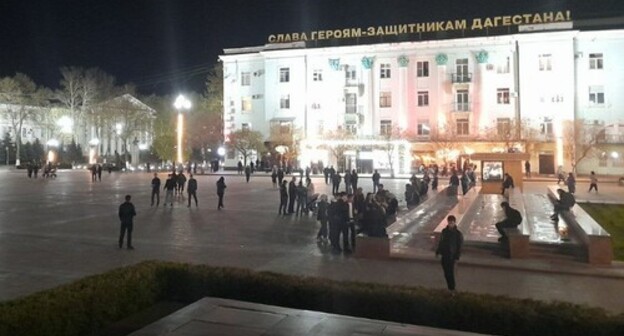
508 188 530 235
547 186 609 238
433 186 482 234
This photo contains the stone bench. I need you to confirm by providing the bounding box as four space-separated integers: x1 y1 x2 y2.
502 188 531 258
432 186 481 249
354 233 390 259
547 186 613 265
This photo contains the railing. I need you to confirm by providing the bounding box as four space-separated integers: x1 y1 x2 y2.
451 102 471 112
450 73 472 83
345 105 357 114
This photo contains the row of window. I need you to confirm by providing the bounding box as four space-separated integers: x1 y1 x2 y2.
238 53 605 86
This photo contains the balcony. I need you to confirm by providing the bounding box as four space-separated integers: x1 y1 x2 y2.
451 102 472 112
450 73 472 83
344 113 358 124
597 134 624 144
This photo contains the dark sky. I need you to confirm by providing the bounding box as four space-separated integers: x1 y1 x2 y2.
1 0 623 95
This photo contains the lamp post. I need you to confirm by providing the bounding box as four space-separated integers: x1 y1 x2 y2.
173 94 192 167
5 146 8 166
46 139 59 164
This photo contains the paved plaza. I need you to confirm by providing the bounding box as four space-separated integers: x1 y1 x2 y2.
0 168 624 317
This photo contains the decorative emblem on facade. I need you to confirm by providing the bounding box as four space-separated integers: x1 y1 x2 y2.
397 55 409 67
435 53 448 66
475 50 489 64
328 58 341 71
361 56 375 69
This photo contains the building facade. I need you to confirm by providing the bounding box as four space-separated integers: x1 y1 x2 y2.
221 25 624 175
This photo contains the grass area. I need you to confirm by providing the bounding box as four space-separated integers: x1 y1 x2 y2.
580 203 624 261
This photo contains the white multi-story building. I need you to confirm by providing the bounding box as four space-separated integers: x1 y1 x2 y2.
221 23 624 175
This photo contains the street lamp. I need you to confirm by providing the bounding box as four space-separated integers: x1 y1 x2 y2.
88 138 100 164
173 94 191 165
47 139 59 164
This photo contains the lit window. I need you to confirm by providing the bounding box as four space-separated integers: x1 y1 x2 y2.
539 54 552 71
241 72 251 86
380 63 391 79
280 94 290 109
241 123 251 131
497 118 511 136
345 66 357 81
456 118 469 135
380 120 392 136
455 90 469 111
346 124 357 135
417 91 429 107
589 86 605 105
417 120 430 136
589 53 603 70
417 61 429 77
313 69 323 81
497 56 510 74
379 92 392 108
279 68 290 82
541 118 553 135
241 97 252 112
497 88 510 104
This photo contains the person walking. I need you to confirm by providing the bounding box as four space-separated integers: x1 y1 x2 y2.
237 160 243 175
244 165 251 183
271 167 278 188
295 181 308 216
177 171 187 195
588 171 598 193
556 166 565 184
566 173 576 194
495 202 523 242
97 164 103 181
118 195 136 250
525 161 531 178
372 169 381 193
287 177 297 214
216 176 226 210
164 174 175 207
435 215 463 293
150 173 161 207
351 169 359 192
316 194 329 242
91 164 97 182
331 171 342 195
187 174 198 207
278 180 288 215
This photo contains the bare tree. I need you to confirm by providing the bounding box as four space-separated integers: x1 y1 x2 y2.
321 127 355 172
377 126 411 178
228 129 264 166
267 123 302 167
429 121 462 166
563 119 605 173
0 73 49 166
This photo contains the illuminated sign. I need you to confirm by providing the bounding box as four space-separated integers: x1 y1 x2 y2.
268 10 572 43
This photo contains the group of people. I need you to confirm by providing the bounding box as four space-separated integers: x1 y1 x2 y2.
323 166 362 195
150 171 200 208
26 161 56 179
278 176 317 216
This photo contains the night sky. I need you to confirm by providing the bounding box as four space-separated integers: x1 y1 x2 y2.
2 0 623 95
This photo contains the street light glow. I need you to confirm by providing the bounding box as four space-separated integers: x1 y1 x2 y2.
46 139 60 147
174 94 191 164
57 116 73 134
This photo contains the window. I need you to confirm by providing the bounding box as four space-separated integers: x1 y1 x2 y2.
241 123 251 131
379 92 392 108
380 120 392 135
313 69 323 81
279 68 290 82
497 88 510 104
417 61 429 77
241 97 252 112
280 94 290 109
317 120 324 135
380 63 391 79
345 124 357 135
345 93 357 113
456 118 469 135
417 120 430 136
497 118 511 136
417 91 429 107
241 72 251 86
455 89 469 111
589 53 603 70
311 102 321 110
541 118 553 135
539 54 552 71
589 86 605 105
345 66 356 81
456 58 469 77
497 56 510 74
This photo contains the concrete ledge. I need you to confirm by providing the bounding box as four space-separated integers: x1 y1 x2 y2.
354 234 390 259
504 228 530 258
432 187 481 249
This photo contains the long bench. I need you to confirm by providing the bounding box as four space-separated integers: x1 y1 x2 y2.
547 186 613 265
432 186 481 249
502 188 531 258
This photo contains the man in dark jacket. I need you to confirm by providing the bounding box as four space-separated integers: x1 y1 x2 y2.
187 174 198 207
287 177 297 214
118 195 136 250
495 202 523 241
501 173 514 196
372 170 381 193
216 176 226 209
151 173 161 207
331 172 342 195
435 215 463 292
164 174 176 207
551 189 576 221
278 180 288 215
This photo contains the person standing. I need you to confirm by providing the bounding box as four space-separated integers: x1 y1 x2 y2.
323 167 330 185
372 170 381 193
344 170 352 194
501 173 514 197
244 165 251 183
277 167 285 185
151 173 161 207
525 161 531 178
589 171 598 193
118 195 136 250
278 180 288 215
250 161 255 174
177 171 187 194
435 215 463 293
271 167 278 188
316 194 329 242
295 181 308 216
97 164 103 181
287 177 297 214
216 176 226 209
164 174 175 207
91 164 97 182
448 170 460 196
351 169 359 192
495 202 522 242
187 174 198 207
566 173 576 194
331 171 342 195
237 160 243 175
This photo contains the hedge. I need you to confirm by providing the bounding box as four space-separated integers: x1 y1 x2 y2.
0 261 622 336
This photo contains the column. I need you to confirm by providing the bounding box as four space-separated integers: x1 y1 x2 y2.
475 50 489 134
362 56 375 136
435 54 449 132
398 55 409 130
